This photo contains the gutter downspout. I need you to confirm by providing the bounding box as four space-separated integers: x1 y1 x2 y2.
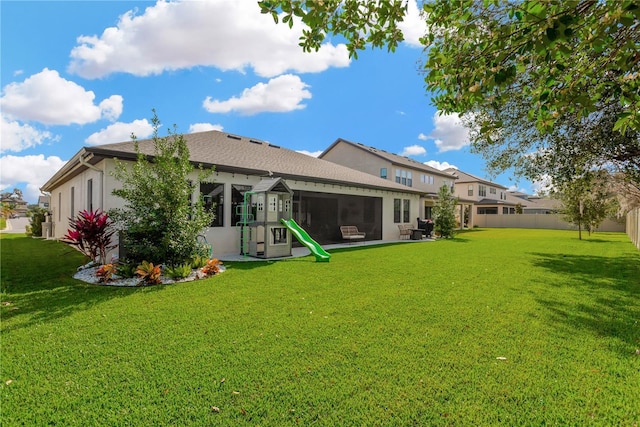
79 153 105 211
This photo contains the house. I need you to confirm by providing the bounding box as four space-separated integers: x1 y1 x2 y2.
508 191 562 214
318 138 457 221
444 168 521 221
41 131 424 258
0 193 28 217
37 195 50 210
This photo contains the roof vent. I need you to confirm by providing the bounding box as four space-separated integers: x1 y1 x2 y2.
269 144 280 149
226 134 241 140
249 139 262 145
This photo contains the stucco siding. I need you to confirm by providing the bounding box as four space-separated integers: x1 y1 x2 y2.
320 142 390 179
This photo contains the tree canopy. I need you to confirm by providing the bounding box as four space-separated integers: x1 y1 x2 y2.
259 0 640 191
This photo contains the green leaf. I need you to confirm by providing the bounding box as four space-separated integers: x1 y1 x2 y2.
546 27 557 42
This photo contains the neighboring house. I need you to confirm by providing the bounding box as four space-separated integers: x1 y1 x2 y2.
319 138 457 220
0 195 28 217
444 168 519 227
508 191 562 214
38 195 50 210
41 131 423 257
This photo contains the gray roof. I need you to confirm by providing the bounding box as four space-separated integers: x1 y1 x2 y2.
47 130 422 194
320 138 455 178
445 168 508 189
251 177 292 194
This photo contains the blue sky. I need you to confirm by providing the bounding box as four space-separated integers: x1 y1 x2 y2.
1 0 534 203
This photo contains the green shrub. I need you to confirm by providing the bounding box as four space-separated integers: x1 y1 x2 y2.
110 111 214 267
29 208 47 237
190 254 209 269
165 263 193 280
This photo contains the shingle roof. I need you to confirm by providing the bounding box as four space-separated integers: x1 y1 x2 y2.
320 138 455 178
85 130 422 194
445 168 507 189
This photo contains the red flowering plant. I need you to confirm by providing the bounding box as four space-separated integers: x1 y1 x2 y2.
63 209 116 264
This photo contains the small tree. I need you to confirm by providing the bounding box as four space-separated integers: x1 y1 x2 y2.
433 184 457 239
557 172 619 240
109 111 214 267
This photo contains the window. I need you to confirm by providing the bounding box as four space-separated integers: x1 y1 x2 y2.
395 169 401 184
380 168 387 179
87 179 93 211
70 186 75 217
479 185 487 197
477 207 498 214
424 206 433 220
257 195 264 212
490 187 496 195
401 170 407 186
403 199 410 223
200 182 224 227
407 171 412 187
394 198 411 223
421 174 434 185
394 199 401 223
468 185 473 196
271 227 288 245
231 185 253 225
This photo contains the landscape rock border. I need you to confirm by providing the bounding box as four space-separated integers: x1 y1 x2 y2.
73 264 225 287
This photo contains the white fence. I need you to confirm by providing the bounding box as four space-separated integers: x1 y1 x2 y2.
627 208 640 250
474 213 626 232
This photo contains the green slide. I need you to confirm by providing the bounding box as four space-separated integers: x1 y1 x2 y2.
280 218 331 262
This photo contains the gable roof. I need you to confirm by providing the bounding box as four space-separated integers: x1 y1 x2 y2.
42 131 423 195
252 177 293 194
445 168 508 190
319 138 455 179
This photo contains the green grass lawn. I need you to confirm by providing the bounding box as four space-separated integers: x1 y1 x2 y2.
1 229 639 426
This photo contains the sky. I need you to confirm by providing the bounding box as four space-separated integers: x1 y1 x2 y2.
1 0 535 204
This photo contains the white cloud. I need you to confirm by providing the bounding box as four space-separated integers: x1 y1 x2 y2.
398 0 428 48
400 144 426 156
425 111 470 152
530 175 554 196
189 123 224 133
296 150 322 158
68 1 350 79
99 95 124 121
0 154 67 202
0 114 58 153
0 68 123 125
425 160 457 171
418 132 428 140
203 74 311 115
85 119 154 146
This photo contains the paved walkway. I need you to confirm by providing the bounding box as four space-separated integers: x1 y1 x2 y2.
0 217 30 234
216 237 434 262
